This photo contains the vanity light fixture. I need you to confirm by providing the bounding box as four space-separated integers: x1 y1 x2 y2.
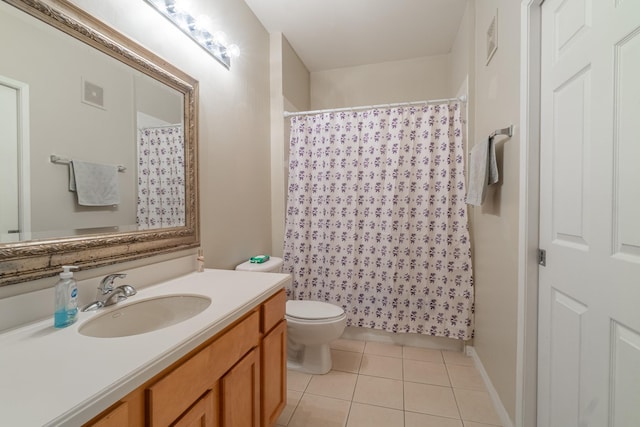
144 0 239 69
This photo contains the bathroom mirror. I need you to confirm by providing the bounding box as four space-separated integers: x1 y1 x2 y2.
0 0 199 286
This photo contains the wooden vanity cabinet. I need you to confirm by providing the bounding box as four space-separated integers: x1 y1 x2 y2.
84 289 286 427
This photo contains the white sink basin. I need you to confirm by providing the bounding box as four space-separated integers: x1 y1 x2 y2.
79 294 212 338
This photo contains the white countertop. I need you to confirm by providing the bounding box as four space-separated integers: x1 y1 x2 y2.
0 269 291 426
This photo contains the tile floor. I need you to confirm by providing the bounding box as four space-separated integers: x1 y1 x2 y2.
276 339 502 427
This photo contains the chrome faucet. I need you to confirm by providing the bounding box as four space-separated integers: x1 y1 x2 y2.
81 273 137 312
96 273 127 298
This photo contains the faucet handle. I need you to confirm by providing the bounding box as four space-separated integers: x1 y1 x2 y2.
116 284 137 297
98 273 127 294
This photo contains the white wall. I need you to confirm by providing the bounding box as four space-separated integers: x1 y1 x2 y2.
310 54 452 109
282 37 310 112
450 1 475 97
270 33 310 257
450 0 475 153
470 1 522 422
135 74 183 126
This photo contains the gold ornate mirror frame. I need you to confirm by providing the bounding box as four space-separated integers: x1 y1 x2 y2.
0 0 199 286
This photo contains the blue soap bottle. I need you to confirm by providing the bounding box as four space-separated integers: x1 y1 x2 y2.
54 265 79 328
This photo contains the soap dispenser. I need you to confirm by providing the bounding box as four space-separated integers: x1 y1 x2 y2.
54 265 79 328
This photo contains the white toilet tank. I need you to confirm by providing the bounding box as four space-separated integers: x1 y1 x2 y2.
235 256 283 273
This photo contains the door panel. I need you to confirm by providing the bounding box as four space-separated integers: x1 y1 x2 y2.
539 0 640 426
614 28 640 259
551 66 590 250
610 322 640 427
548 290 586 427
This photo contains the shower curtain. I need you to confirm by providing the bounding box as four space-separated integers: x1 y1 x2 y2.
137 125 185 230
282 103 474 340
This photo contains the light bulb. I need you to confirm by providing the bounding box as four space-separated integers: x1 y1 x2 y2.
212 31 228 46
226 44 240 58
172 0 192 14
194 14 212 32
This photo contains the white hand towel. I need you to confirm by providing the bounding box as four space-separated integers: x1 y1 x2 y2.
466 138 499 206
69 160 120 206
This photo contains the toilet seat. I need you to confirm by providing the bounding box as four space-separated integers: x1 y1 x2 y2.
286 300 345 321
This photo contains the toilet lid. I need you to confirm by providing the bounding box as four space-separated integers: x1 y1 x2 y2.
286 300 344 320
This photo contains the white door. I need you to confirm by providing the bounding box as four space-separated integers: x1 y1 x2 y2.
538 0 640 426
0 83 19 239
0 76 30 241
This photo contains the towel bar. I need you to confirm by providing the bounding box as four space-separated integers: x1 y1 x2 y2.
50 155 126 172
489 125 513 139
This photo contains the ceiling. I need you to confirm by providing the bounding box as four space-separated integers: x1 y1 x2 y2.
243 0 468 72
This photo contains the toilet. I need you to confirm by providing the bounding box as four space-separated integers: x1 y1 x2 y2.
235 257 346 374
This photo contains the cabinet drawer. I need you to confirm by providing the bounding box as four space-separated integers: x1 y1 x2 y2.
261 289 286 333
148 311 260 426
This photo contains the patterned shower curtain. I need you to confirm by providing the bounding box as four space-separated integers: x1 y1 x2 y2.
282 103 474 340
137 125 185 230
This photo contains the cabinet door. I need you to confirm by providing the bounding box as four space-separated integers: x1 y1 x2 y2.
261 320 287 427
172 389 218 427
221 348 260 427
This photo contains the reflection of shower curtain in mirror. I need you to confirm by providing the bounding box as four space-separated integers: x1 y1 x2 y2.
137 126 185 230
283 103 474 340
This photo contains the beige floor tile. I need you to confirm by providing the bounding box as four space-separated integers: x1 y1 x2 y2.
281 344 503 427
332 349 363 373
358 354 404 380
463 421 502 427
287 369 313 392
346 402 404 427
442 351 474 366
447 365 485 390
364 341 404 358
405 412 464 427
403 346 445 363
454 389 502 426
352 375 404 410
276 389 302 426
331 338 366 353
404 359 451 387
306 370 358 401
404 382 460 419
288 394 351 427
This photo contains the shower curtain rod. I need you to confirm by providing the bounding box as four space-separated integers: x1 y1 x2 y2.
283 95 467 118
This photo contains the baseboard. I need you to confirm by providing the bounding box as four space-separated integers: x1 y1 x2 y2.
465 345 514 427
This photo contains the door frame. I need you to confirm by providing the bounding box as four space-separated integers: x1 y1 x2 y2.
0 75 31 238
517 1 543 427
